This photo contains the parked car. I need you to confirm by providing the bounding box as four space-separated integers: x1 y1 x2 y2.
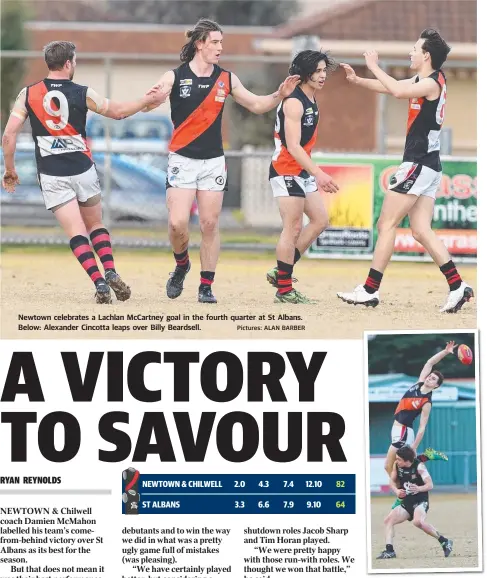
86 112 172 171
1 151 168 223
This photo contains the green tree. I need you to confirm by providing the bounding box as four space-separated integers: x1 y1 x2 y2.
1 1 29 130
367 333 476 379
105 0 296 25
225 63 289 148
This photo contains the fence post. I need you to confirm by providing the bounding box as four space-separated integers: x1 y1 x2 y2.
376 64 387 154
463 452 470 493
103 57 113 228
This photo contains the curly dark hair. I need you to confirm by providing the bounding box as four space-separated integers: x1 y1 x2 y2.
180 18 222 63
396 445 416 463
420 28 451 70
289 50 338 84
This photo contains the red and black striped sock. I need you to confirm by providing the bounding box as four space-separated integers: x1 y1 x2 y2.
69 235 103 285
174 249 190 271
199 271 215 290
277 260 294 295
364 268 383 294
294 248 301 264
90 228 115 273
440 260 462 291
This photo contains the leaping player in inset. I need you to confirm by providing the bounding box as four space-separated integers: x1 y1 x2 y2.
337 29 473 313
2 41 167 304
384 341 456 512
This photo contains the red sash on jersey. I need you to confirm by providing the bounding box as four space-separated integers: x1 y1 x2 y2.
169 71 230 153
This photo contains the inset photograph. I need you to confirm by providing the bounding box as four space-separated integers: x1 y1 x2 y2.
365 331 481 572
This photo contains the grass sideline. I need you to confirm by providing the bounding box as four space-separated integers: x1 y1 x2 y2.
0 243 279 261
1 225 281 246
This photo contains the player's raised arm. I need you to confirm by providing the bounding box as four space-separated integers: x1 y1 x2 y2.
2 88 28 193
86 86 168 120
362 50 440 99
419 341 456 382
283 98 338 194
340 63 418 94
230 73 300 114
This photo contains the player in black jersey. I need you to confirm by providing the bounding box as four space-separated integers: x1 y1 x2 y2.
144 18 300 303
377 446 453 559
337 29 473 314
2 41 166 303
265 50 339 304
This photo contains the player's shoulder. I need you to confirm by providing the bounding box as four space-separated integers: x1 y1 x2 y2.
25 79 47 90
57 80 87 90
283 87 305 107
283 96 304 116
285 86 305 101
430 69 446 82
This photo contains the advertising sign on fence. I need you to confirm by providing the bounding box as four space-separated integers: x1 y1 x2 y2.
309 155 477 262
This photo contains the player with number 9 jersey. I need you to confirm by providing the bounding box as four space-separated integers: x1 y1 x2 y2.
2 40 166 304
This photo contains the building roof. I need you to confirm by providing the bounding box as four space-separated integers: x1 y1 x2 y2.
275 0 476 43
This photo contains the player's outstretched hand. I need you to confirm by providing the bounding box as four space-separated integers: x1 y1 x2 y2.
363 50 379 70
316 169 339 194
142 87 170 112
145 83 162 96
2 169 19 193
340 63 358 84
277 75 301 98
445 341 458 354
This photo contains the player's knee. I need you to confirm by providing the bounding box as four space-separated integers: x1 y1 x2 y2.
199 216 219 236
411 227 430 243
312 213 329 232
291 220 303 242
377 216 398 235
412 518 423 529
283 219 302 241
169 216 188 236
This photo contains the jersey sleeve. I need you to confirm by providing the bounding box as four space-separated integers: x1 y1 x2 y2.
11 87 28 121
86 87 109 114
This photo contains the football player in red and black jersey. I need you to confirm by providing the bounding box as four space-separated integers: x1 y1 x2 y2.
2 41 167 304
144 18 300 304
266 50 339 304
337 29 473 314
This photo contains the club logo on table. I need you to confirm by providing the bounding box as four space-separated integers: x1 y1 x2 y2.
122 467 141 515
